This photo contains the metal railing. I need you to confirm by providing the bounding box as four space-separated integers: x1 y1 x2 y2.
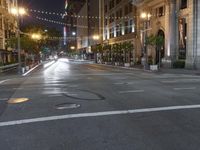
0 63 19 73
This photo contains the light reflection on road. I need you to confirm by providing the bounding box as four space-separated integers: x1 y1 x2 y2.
43 58 72 95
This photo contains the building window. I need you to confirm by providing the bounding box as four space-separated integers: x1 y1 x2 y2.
119 9 123 18
129 2 132 13
124 20 134 34
116 24 123 36
116 8 123 20
156 6 165 17
0 14 2 30
109 14 115 23
109 0 115 10
116 0 121 5
124 5 129 15
178 18 187 59
105 29 108 40
124 21 129 34
129 19 133 33
105 5 107 13
105 18 108 26
109 27 115 38
180 0 187 9
116 11 119 19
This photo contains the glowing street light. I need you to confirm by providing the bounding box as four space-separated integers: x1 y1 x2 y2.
11 7 18 15
70 46 75 50
140 12 147 19
140 12 151 20
140 12 151 70
10 4 27 74
93 35 100 40
11 7 27 16
31 33 42 40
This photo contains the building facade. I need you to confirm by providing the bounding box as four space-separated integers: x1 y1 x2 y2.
132 0 200 69
63 0 84 52
0 0 17 66
77 0 100 57
101 0 136 44
96 0 200 69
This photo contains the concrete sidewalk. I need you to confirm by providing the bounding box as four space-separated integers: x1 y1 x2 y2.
96 63 200 75
157 68 200 75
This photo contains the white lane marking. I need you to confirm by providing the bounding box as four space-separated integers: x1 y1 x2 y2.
127 82 138 85
114 82 125 85
174 87 196 91
1 104 200 127
13 88 24 90
44 61 56 68
48 94 63 97
69 85 78 88
114 82 138 85
43 91 63 94
162 79 200 83
67 93 78 96
87 68 98 71
119 90 144 94
162 80 178 83
22 64 40 76
0 98 8 101
0 79 10 84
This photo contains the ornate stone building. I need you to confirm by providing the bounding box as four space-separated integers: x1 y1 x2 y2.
0 0 17 66
101 0 136 45
132 0 200 69
99 0 200 68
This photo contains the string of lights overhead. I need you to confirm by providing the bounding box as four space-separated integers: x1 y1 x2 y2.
35 16 135 31
29 8 132 20
28 8 183 20
36 16 67 26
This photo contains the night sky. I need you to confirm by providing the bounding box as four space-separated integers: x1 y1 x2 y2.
21 0 65 31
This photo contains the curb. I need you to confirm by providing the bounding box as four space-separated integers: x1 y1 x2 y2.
22 60 56 76
96 63 153 73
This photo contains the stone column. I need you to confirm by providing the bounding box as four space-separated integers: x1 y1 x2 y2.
194 0 200 69
168 0 177 62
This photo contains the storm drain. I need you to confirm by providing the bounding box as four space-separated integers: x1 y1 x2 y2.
7 98 30 104
55 103 80 110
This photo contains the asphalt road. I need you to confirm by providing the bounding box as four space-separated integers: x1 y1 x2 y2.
1 58 200 150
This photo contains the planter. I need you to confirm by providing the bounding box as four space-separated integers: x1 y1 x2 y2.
25 66 29 71
22 67 25 74
105 62 112 65
130 62 134 66
124 63 130 67
115 62 119 66
150 65 158 71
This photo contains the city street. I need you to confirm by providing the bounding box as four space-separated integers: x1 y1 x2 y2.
0 58 200 150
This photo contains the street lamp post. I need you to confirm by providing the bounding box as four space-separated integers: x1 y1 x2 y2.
93 35 100 63
11 3 26 74
140 12 151 70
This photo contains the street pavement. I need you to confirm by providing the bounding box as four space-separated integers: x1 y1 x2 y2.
1 58 200 150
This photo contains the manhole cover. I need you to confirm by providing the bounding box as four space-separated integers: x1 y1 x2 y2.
7 98 30 104
56 103 80 110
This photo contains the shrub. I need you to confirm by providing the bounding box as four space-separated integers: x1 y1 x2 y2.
0 61 3 66
173 60 185 68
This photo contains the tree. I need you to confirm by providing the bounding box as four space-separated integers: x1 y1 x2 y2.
122 42 134 63
7 24 62 64
146 34 164 68
103 45 111 62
